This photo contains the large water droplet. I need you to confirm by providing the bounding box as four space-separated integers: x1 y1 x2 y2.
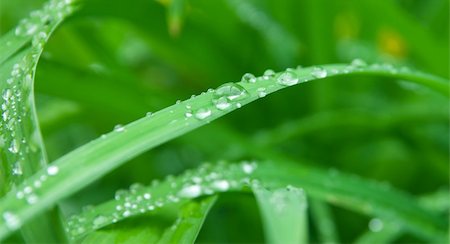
3 212 20 230
241 73 256 83
194 108 212 120
369 218 383 232
276 70 299 86
47 165 59 176
311 67 327 78
351 58 367 68
93 215 108 228
8 139 19 154
214 83 248 101
214 97 231 110
178 184 202 198
263 69 275 80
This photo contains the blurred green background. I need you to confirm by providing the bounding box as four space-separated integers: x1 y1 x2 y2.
1 0 448 242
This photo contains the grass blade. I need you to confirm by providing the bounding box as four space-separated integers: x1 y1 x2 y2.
253 184 308 244
0 63 446 241
157 196 217 244
310 199 339 243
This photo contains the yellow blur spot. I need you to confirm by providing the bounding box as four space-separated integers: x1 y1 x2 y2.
378 28 407 58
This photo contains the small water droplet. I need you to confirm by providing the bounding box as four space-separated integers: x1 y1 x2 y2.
276 70 299 86
3 212 20 230
114 124 125 132
93 215 107 228
214 97 231 110
211 180 230 191
12 162 23 176
242 162 256 174
263 69 275 80
257 88 267 98
146 112 153 117
214 83 248 101
26 194 38 204
47 165 59 175
311 67 327 78
143 193 151 200
2 89 12 101
194 108 212 120
8 139 20 154
369 218 383 232
178 184 202 198
185 111 193 118
241 73 256 83
115 189 128 200
351 58 367 68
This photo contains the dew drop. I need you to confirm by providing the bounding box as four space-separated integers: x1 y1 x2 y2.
214 83 248 101
93 215 107 228
2 89 12 101
47 165 59 175
115 189 128 200
114 124 125 132
185 111 193 118
26 194 38 204
369 218 384 232
194 108 212 120
178 184 202 198
146 112 153 117
242 162 256 174
257 88 267 98
241 73 256 83
12 162 23 176
276 70 299 86
311 67 327 78
3 212 20 230
214 97 231 110
263 69 276 80
211 180 230 191
143 193 151 200
8 139 19 154
351 58 367 68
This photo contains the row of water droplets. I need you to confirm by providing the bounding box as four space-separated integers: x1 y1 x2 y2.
65 161 258 238
2 165 60 231
1 0 76 178
1 0 75 232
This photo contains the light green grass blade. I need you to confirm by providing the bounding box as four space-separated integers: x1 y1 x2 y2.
310 199 339 243
62 161 446 242
253 184 308 244
157 196 217 244
0 63 447 241
0 0 78 242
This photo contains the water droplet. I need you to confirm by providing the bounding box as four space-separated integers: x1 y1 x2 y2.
276 70 299 86
257 88 267 98
143 193 151 200
24 186 33 194
185 111 193 118
115 189 128 200
3 212 20 230
114 124 125 132
351 58 367 68
2 89 12 101
211 180 230 191
122 210 131 217
369 218 383 232
93 215 107 228
12 162 23 176
311 67 327 78
263 69 275 80
214 83 248 101
214 97 231 110
47 165 59 175
178 184 202 198
130 183 143 194
26 194 38 204
194 108 212 120
241 73 256 83
242 162 256 174
146 112 153 117
8 139 19 154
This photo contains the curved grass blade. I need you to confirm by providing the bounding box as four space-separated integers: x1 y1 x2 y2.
253 184 308 244
63 161 446 242
0 63 447 241
310 199 339 243
157 196 217 244
0 0 78 242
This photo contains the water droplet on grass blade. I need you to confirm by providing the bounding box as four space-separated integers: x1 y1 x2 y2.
178 184 202 198
311 67 327 78
351 58 367 68
263 69 275 80
47 165 59 175
276 70 299 86
114 124 125 132
214 83 248 101
194 108 212 120
3 212 20 230
369 218 384 232
241 73 256 83
214 97 231 110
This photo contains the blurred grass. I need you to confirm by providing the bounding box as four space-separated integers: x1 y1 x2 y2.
0 0 448 242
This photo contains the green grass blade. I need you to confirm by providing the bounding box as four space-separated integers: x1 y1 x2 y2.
157 196 217 244
0 63 446 241
61 161 446 242
310 199 339 243
253 184 308 244
0 0 78 242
